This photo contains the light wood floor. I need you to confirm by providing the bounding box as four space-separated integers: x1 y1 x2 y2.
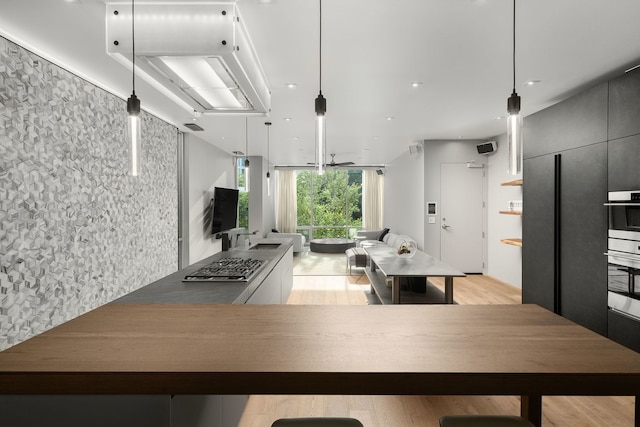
239 273 635 427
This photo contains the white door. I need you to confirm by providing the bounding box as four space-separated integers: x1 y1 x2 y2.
440 163 484 273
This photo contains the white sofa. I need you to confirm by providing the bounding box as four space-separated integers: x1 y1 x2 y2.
354 229 417 256
266 232 306 253
346 230 417 275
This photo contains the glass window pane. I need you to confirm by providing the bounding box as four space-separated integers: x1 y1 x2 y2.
313 170 348 228
313 227 346 239
347 170 363 227
296 171 311 227
237 157 248 229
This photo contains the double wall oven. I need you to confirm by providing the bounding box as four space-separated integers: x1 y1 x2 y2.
605 190 640 351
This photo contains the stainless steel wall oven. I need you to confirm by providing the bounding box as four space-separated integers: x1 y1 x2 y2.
605 191 640 351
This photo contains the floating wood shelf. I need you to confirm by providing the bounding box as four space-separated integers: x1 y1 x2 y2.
501 238 523 247
501 179 523 186
499 210 523 216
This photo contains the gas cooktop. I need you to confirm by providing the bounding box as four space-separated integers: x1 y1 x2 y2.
182 257 267 282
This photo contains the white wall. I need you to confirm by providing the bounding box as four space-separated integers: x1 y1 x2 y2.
184 134 235 265
384 149 425 249
487 133 523 287
247 155 276 238
422 140 488 268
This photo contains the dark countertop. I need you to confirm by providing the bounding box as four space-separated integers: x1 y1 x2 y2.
113 238 293 305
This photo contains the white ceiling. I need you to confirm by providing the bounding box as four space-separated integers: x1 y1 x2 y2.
2 0 640 166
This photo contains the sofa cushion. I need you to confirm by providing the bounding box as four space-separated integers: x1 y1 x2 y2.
382 232 416 253
383 232 398 248
378 227 390 241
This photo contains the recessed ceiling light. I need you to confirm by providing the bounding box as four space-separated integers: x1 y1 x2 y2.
523 80 541 86
372 136 379 140
411 82 423 87
495 116 506 120
292 136 300 141
283 117 292 121
285 83 297 89
386 116 394 121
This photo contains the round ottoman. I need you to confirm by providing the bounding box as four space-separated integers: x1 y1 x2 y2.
309 238 356 253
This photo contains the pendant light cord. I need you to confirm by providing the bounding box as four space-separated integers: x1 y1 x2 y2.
512 0 516 92
132 0 136 94
319 0 322 93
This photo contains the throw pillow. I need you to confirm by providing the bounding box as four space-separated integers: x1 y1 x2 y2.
378 228 390 241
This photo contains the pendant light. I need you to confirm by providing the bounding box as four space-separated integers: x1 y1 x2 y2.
265 121 272 196
127 0 141 176
314 0 326 176
507 0 522 175
244 117 251 193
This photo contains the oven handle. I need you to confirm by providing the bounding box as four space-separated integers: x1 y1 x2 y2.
604 252 640 262
604 202 640 206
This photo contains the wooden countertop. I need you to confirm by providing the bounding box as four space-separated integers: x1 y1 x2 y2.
1 304 639 396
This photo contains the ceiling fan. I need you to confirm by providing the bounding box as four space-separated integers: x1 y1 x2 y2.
307 153 355 168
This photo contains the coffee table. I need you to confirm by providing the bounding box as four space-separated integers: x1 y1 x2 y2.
364 244 465 304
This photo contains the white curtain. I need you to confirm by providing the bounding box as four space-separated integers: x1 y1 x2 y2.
275 169 298 233
363 169 384 230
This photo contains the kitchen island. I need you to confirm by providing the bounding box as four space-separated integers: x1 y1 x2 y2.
114 237 294 305
1 304 639 427
0 237 294 427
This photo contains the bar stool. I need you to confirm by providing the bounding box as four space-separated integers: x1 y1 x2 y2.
439 415 535 427
271 417 363 427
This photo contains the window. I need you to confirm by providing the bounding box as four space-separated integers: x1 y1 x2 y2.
296 169 362 240
237 157 248 229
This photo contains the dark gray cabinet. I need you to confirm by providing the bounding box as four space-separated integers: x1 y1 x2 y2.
523 82 608 159
523 144 608 335
559 143 608 334
608 133 640 191
608 310 640 353
608 68 640 141
522 155 556 312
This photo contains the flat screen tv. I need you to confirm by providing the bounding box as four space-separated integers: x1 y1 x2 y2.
210 187 239 235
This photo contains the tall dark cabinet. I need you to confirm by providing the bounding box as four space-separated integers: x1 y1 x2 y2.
606 68 640 352
522 83 608 336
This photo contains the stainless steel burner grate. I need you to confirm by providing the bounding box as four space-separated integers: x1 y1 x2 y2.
183 257 267 282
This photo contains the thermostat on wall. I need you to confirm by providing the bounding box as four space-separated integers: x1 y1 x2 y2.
427 202 437 215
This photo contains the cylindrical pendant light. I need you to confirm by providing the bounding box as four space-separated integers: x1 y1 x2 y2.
315 0 326 176
127 0 141 176
244 117 250 193
507 0 522 175
265 121 272 196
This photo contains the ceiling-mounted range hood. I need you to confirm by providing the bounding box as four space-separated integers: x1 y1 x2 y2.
106 2 271 115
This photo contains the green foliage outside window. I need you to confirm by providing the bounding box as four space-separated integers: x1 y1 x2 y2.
238 191 248 229
237 158 248 229
296 169 362 240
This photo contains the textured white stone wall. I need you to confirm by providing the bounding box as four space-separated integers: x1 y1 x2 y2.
0 37 178 350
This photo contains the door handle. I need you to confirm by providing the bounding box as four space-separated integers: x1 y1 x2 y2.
442 224 451 230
